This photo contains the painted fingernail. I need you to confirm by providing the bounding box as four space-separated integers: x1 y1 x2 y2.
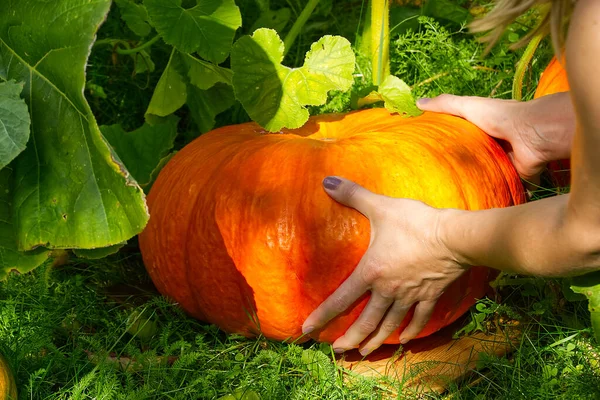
323 177 342 190
416 98 431 106
333 348 346 354
303 325 314 334
359 348 372 356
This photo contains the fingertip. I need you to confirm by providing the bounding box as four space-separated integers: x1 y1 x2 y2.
322 176 343 191
359 346 373 357
302 312 319 333
401 301 436 341
332 337 350 353
416 97 431 109
302 324 315 335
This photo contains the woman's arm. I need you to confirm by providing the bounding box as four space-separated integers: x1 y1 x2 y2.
442 0 600 277
442 194 600 277
302 0 600 355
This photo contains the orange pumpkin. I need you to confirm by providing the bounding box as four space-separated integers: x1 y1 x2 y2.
534 56 569 99
0 353 16 400
139 108 525 344
534 56 571 188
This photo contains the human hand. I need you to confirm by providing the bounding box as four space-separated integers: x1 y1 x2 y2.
302 177 468 356
417 93 575 184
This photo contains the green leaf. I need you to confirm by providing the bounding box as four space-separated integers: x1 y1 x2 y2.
378 75 423 117
86 82 108 99
146 50 187 118
73 243 125 259
389 7 421 35
132 49 155 74
146 50 234 122
423 0 472 26
101 115 179 187
570 271 600 342
126 309 160 342
115 0 152 37
250 7 291 34
144 0 242 64
231 29 355 132
0 80 30 170
145 151 176 193
508 32 520 43
0 167 50 280
181 52 233 90
0 0 149 251
562 277 587 302
187 83 236 134
300 349 334 382
217 388 261 400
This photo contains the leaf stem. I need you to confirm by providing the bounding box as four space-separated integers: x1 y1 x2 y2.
511 4 550 101
116 35 161 55
512 31 545 101
93 35 161 55
283 0 321 57
371 0 390 86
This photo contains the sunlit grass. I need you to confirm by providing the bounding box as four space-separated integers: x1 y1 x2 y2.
2 1 597 399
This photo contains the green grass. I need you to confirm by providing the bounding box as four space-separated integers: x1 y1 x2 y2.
2 253 600 399
2 2 599 399
0 254 386 399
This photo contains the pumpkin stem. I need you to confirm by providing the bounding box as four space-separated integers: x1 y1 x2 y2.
283 0 322 57
371 0 390 86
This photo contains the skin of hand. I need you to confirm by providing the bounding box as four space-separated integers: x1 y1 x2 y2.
303 0 600 355
302 177 467 356
416 92 576 184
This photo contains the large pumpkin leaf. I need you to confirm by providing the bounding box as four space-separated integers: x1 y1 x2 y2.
187 83 236 134
73 243 125 259
0 167 50 280
231 29 355 132
182 52 233 90
115 0 153 37
101 115 179 188
145 50 188 118
0 81 30 170
144 0 242 64
0 0 149 251
146 50 233 119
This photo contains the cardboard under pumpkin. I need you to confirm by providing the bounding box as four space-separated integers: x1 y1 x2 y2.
335 315 521 395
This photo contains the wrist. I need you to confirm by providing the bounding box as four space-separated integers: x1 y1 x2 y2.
435 207 473 269
520 92 575 162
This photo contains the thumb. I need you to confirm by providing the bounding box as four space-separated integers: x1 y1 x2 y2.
322 176 379 218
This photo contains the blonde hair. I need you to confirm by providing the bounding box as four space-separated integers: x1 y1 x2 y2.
469 0 575 55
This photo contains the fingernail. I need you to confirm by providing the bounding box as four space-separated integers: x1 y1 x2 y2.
323 177 342 190
416 98 430 106
400 338 408 344
303 325 314 334
333 348 345 354
359 348 372 356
